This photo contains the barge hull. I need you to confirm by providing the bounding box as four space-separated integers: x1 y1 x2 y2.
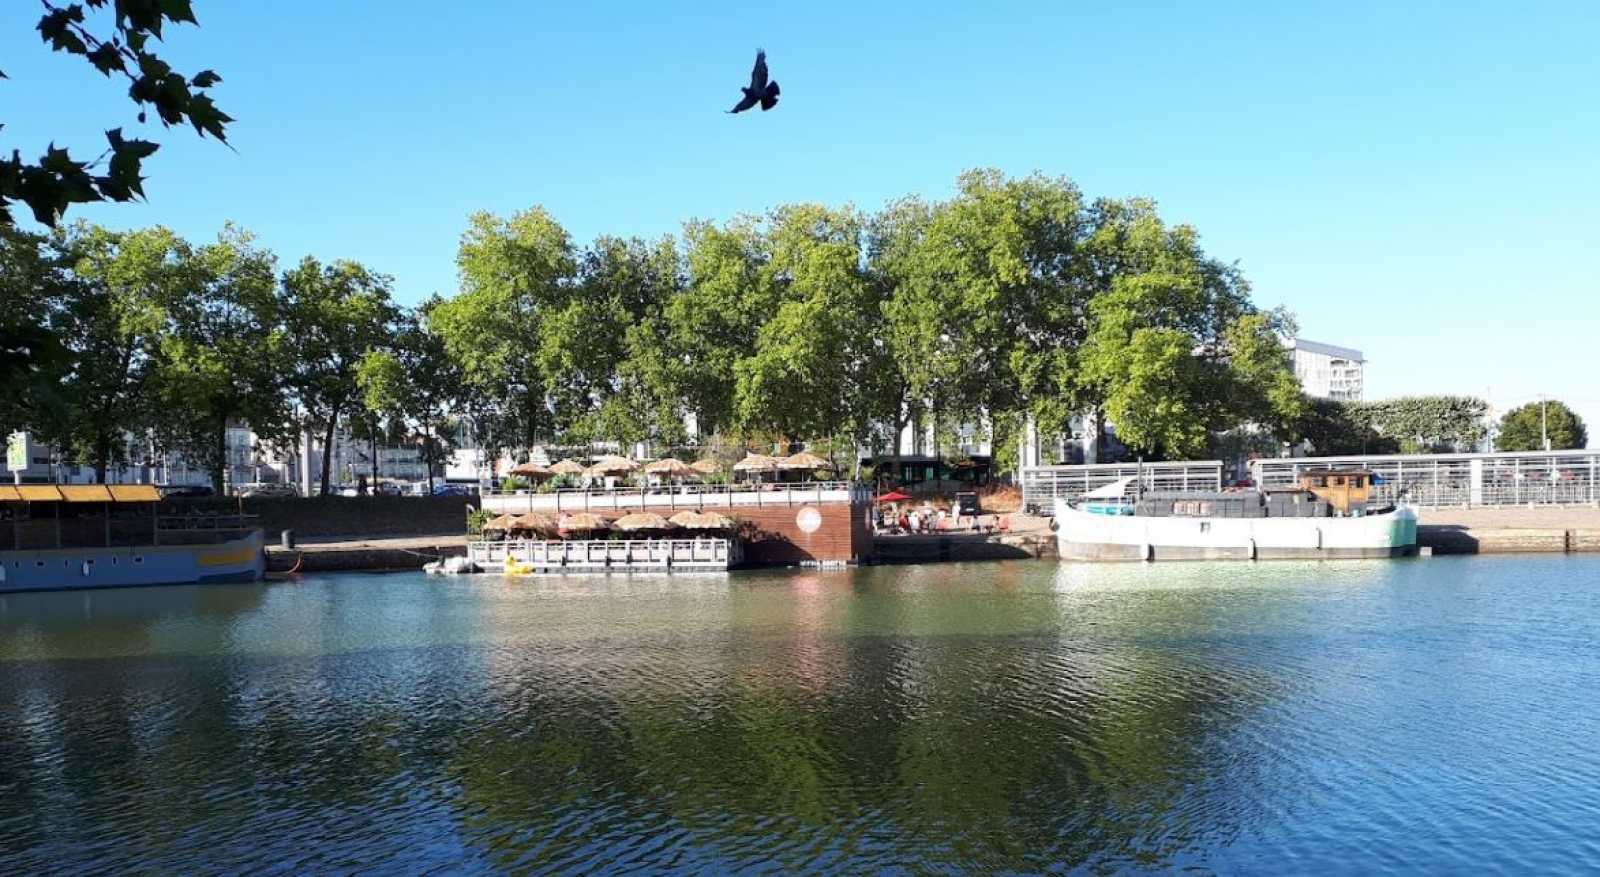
1053 501 1417 562
0 531 266 593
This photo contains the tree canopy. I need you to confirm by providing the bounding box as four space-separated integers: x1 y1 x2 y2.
1497 400 1587 452
3 169 1413 486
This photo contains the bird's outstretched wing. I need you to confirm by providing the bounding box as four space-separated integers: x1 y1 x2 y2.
728 92 759 113
749 50 768 91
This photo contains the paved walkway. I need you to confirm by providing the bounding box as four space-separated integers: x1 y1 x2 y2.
1419 507 1600 528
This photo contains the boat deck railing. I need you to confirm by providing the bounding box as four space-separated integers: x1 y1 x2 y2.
469 538 737 571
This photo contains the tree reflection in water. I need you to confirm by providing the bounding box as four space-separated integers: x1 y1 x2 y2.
0 565 1298 873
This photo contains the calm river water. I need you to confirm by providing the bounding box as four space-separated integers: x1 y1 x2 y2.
2 557 1599 874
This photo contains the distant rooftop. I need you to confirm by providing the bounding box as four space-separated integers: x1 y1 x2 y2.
1290 338 1364 362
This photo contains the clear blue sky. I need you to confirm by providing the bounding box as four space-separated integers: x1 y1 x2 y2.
6 2 1598 443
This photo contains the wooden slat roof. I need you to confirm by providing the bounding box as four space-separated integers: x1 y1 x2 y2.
60 485 113 502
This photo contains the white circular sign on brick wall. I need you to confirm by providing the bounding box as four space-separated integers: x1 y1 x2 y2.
796 506 822 534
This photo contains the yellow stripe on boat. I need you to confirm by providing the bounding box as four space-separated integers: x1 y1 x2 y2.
199 546 258 567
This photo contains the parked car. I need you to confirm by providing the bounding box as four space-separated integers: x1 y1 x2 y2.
432 483 475 497
159 485 214 499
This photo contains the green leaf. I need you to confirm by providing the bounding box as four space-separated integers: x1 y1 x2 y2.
38 10 90 55
191 69 221 88
159 0 198 25
88 42 126 76
185 93 232 141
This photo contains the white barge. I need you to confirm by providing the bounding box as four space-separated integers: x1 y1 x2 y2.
1053 469 1418 562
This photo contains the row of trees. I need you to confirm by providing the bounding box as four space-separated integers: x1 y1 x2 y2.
1 222 457 495
8 169 1580 496
431 169 1307 470
1297 396 1587 455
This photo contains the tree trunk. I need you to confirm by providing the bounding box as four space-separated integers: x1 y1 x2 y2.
319 413 338 497
370 431 379 489
94 434 111 484
211 418 227 496
424 420 436 496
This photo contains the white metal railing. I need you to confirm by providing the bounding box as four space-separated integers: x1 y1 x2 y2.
1251 450 1600 508
468 538 736 569
481 481 868 513
1022 462 1224 514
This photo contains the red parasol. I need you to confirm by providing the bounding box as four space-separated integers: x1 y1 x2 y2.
875 490 913 503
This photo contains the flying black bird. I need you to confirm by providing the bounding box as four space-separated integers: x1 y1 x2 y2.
727 49 780 113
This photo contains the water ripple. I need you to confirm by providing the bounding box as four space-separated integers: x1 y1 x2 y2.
2 557 1600 873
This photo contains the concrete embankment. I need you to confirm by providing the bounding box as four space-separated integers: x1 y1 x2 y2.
1418 507 1600 555
261 508 1600 574
267 536 465 573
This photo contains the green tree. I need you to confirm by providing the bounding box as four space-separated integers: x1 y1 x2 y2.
277 257 398 496
552 235 683 444
1295 399 1399 456
359 301 466 494
1360 395 1488 453
148 225 286 495
51 223 190 481
5 1 231 226
664 218 776 439
1075 201 1299 459
1497 400 1587 452
734 203 890 458
431 208 576 454
881 171 1089 458
0 227 73 431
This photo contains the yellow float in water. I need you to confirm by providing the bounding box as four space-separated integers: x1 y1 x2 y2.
503 557 534 575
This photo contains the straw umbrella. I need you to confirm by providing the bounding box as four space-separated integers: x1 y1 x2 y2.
549 459 585 476
583 456 639 478
668 510 734 531
780 451 832 470
689 458 721 475
510 512 556 537
612 511 676 534
779 451 834 481
483 513 519 532
508 461 554 479
732 453 781 483
643 457 697 478
560 512 610 536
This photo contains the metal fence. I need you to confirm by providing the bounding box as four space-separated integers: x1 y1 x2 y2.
481 481 868 514
1251 450 1600 507
1021 461 1224 513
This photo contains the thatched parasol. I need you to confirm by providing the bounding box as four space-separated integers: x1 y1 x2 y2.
611 511 677 532
510 512 556 535
549 459 585 475
583 456 639 478
508 461 554 479
668 510 735 530
483 513 520 532
643 457 697 478
731 453 781 472
560 512 611 533
779 451 834 470
689 458 722 475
